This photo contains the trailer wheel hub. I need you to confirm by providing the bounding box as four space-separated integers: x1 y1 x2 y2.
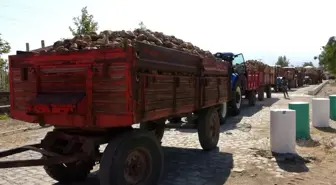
124 148 150 184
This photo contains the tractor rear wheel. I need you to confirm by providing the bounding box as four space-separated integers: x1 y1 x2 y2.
229 81 242 116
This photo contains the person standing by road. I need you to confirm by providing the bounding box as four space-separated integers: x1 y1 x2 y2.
282 76 290 99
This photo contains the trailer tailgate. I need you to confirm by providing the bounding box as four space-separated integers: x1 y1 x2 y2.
9 48 134 127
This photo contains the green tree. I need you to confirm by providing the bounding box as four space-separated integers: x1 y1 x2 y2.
138 21 146 30
275 55 290 67
316 36 336 75
302 61 314 67
69 6 99 36
0 34 10 69
0 34 10 91
0 34 10 55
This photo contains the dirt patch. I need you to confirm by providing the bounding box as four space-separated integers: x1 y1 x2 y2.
0 118 45 148
0 119 40 134
316 80 336 97
233 86 336 185
0 126 52 148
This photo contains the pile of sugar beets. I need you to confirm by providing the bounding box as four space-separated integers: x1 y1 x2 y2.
235 60 269 72
38 28 268 71
245 60 270 72
38 29 214 58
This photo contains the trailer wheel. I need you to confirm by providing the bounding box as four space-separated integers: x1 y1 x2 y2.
140 119 165 141
248 91 256 106
218 102 228 125
229 82 242 116
197 107 220 151
99 131 163 185
266 86 272 98
257 86 264 101
43 150 96 183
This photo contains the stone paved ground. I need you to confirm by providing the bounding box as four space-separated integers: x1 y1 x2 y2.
0 84 336 185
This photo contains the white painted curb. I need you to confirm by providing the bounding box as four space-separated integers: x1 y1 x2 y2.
308 80 329 95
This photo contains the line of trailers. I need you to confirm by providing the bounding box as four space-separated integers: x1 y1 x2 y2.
0 42 325 185
271 66 323 92
169 56 324 124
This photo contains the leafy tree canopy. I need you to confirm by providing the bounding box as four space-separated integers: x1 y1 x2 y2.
316 36 336 75
302 61 314 67
275 55 290 67
0 34 10 69
69 6 99 36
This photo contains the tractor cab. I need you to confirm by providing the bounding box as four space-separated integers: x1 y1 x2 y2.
214 52 246 74
214 52 235 62
214 52 246 89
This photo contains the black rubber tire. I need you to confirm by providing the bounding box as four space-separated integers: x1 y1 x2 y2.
140 119 165 141
248 91 256 106
257 86 264 101
266 86 272 98
197 107 220 151
218 102 228 125
99 131 163 185
229 81 242 116
43 147 96 183
44 160 94 183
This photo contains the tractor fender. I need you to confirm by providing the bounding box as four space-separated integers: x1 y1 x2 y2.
231 73 239 90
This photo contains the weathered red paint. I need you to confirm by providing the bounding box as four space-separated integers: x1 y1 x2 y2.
9 43 230 128
247 72 260 90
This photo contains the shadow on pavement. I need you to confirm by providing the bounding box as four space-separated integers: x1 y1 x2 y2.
315 126 336 133
219 98 279 133
54 147 233 185
296 138 321 148
273 153 309 173
160 147 233 185
175 97 280 134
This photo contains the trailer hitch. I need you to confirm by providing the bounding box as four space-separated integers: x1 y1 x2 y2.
0 143 93 168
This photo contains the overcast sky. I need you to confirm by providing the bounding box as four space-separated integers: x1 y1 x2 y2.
1 0 335 66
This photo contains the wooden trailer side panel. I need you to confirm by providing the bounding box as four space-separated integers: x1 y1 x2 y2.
133 43 230 122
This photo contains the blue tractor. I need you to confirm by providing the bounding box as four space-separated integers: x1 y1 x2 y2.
214 52 258 120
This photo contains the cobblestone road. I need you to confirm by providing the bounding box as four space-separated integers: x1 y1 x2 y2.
0 84 334 185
